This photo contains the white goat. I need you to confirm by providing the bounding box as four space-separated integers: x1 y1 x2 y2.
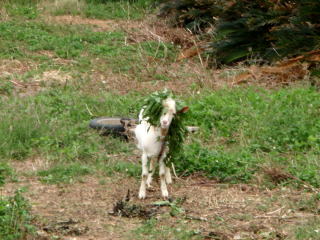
135 97 182 199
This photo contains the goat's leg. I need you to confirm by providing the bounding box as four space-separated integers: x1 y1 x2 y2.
146 158 155 188
159 157 169 199
139 153 148 199
165 166 172 184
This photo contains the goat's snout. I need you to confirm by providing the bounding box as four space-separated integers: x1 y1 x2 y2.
160 114 173 129
161 118 172 129
161 120 168 126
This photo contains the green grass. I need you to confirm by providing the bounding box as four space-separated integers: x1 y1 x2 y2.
2 0 39 20
0 80 14 95
293 193 320 213
2 0 153 20
0 88 139 161
84 0 154 20
132 218 201 240
1 86 319 187
101 161 140 177
295 218 320 240
0 21 117 59
37 163 93 184
175 87 320 185
0 190 35 240
0 20 175 79
175 143 256 182
185 87 320 152
0 162 13 186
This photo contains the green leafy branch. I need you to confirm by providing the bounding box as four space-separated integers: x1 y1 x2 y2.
141 90 189 163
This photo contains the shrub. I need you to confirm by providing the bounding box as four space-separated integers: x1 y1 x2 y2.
159 0 320 65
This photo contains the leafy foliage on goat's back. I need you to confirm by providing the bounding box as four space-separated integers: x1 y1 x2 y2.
141 89 172 127
141 90 188 163
167 109 188 162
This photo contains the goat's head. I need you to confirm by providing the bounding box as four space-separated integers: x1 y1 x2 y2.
160 98 190 129
160 97 176 129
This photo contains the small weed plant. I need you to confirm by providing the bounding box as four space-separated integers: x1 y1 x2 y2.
0 190 35 240
0 162 13 186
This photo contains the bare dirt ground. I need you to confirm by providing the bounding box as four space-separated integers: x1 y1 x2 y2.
1 159 318 240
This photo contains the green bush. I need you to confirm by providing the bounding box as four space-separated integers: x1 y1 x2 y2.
158 0 221 33
159 0 320 65
211 0 320 64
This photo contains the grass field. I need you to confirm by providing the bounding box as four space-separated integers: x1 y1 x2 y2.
0 0 319 239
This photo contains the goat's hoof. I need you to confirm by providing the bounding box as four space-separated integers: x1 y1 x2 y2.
161 190 169 199
138 192 146 200
162 195 169 200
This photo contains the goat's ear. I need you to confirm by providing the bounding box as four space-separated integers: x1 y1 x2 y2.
178 106 189 114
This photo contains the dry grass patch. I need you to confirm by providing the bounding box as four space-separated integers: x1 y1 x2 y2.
0 58 73 95
10 157 50 176
33 70 72 84
39 0 86 16
0 59 35 78
86 56 216 95
45 15 139 32
45 14 195 47
0 5 9 21
125 16 195 48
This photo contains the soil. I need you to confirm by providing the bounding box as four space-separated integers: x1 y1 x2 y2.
1 159 318 240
